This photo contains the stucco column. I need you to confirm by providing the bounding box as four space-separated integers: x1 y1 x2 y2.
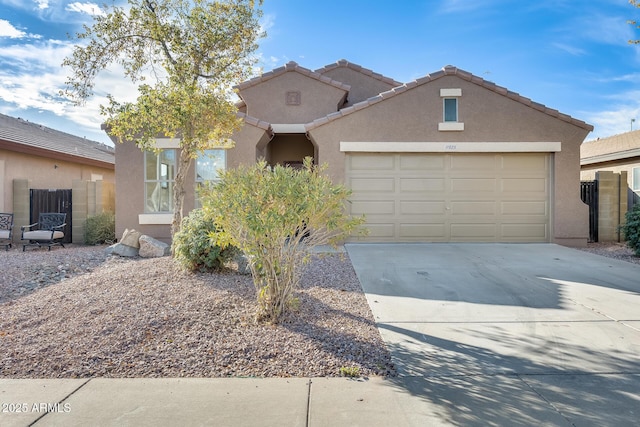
12 179 30 244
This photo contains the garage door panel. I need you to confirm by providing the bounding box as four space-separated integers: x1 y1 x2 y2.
350 177 395 192
346 152 550 243
502 178 547 193
501 224 547 239
501 154 547 170
450 223 497 238
450 154 496 170
400 201 446 215
501 201 547 215
451 201 495 215
400 178 445 192
451 178 496 192
399 223 446 238
351 200 395 215
366 223 396 238
348 154 394 170
399 154 445 170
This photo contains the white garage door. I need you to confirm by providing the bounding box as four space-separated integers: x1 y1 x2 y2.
346 152 550 242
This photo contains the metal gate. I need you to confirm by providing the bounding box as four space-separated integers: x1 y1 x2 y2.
30 189 72 244
580 181 598 242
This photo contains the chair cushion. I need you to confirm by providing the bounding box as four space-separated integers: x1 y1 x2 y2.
23 230 64 240
0 230 9 239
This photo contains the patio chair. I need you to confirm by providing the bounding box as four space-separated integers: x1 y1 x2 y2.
21 213 67 251
0 212 13 251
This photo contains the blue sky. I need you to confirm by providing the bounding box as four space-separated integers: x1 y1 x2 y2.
1 0 639 146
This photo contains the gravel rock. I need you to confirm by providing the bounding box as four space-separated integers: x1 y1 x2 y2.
2 241 635 379
0 245 395 378
577 241 640 265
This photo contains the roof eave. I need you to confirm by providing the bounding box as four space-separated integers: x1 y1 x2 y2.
0 139 115 170
580 148 640 165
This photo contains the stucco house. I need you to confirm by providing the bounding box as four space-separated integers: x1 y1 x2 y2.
581 130 640 207
113 60 593 246
0 113 115 245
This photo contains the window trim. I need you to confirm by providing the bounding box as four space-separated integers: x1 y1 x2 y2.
144 149 176 213
633 167 640 191
438 88 464 132
443 98 458 123
194 148 227 209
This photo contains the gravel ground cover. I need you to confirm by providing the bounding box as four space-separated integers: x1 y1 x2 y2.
0 245 394 378
0 242 637 379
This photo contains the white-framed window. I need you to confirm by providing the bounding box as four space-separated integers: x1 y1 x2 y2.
438 88 464 131
144 149 176 213
195 149 226 208
443 98 458 122
633 167 640 191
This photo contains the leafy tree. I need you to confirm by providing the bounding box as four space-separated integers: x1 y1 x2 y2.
629 0 640 43
62 0 265 236
200 158 367 323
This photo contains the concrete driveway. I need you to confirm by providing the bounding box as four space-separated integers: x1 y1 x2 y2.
346 243 640 426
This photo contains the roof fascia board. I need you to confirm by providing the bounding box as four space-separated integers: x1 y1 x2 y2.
580 148 640 165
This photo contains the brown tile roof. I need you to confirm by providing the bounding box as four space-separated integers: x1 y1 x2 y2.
580 130 640 163
237 112 274 136
305 65 594 132
0 113 114 168
315 59 403 87
234 61 351 93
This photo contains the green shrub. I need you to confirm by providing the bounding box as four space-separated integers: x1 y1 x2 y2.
172 208 236 271
200 158 367 323
85 211 115 245
621 204 640 256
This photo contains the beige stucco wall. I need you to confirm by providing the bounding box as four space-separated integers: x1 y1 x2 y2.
226 123 272 167
306 75 591 246
1 148 114 217
239 72 347 124
114 142 210 243
320 67 397 106
581 159 639 190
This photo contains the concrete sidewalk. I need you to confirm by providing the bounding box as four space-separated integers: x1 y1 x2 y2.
0 377 435 426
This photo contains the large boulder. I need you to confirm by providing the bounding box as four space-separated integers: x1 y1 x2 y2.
139 235 170 258
120 228 142 248
105 242 139 257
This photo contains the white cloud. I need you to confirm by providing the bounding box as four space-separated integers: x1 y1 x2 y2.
34 0 49 10
66 2 105 17
583 91 640 139
0 37 139 141
552 42 587 56
0 19 26 38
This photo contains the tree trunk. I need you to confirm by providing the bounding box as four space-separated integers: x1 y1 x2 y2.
172 148 193 238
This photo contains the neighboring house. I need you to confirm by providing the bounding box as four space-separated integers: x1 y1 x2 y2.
581 130 640 207
113 60 593 246
0 113 115 244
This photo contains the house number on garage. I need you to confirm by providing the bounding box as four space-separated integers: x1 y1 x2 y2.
444 144 458 151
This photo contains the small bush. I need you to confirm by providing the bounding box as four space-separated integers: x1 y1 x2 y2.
339 366 361 378
85 211 115 245
621 204 640 256
172 209 236 271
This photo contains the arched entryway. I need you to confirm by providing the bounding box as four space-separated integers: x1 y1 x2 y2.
266 134 315 168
